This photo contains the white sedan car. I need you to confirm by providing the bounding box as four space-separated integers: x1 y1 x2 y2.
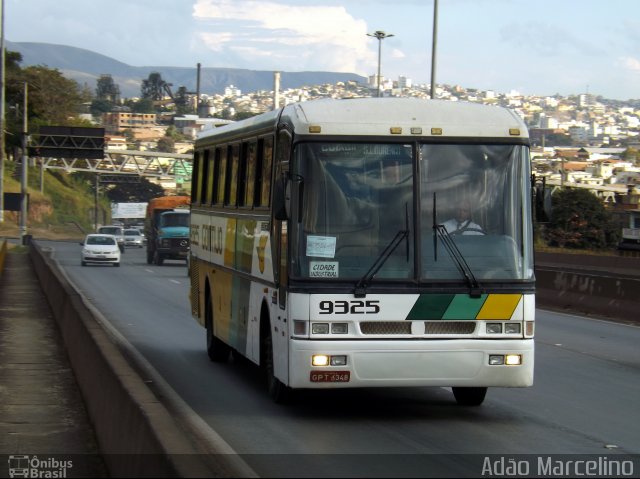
80 234 121 267
123 228 144 248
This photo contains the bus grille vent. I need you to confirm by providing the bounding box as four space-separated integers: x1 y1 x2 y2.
360 322 412 335
424 322 476 335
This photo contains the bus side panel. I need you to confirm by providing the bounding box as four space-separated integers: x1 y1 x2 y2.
230 274 251 353
246 282 272 364
212 268 233 343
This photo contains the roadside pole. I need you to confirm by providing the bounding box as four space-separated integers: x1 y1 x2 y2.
20 82 28 243
0 0 6 223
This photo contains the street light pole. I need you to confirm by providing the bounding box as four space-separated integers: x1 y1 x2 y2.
20 82 28 243
430 0 439 99
0 0 6 222
367 30 394 97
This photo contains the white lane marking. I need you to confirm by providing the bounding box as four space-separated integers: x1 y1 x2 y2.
169 280 181 284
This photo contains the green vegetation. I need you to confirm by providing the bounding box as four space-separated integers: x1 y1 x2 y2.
540 188 619 250
1 163 110 239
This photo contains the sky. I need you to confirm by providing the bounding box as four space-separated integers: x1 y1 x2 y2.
4 0 640 101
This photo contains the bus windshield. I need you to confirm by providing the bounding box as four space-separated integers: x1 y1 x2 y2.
293 142 414 280
420 143 533 282
291 141 533 282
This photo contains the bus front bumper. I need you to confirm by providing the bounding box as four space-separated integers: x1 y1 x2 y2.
288 338 534 389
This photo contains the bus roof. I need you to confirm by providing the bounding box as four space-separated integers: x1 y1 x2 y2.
196 98 528 144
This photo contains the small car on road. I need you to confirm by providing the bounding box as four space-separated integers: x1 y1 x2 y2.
97 225 126 253
123 228 144 248
80 234 121 267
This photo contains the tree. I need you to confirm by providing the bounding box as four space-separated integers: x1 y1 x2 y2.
623 147 639 165
105 177 166 203
129 97 155 113
156 136 175 153
543 188 619 250
22 66 92 125
90 98 113 117
141 72 169 101
174 86 192 115
4 52 92 152
95 74 120 103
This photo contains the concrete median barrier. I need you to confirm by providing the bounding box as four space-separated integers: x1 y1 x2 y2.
29 241 255 478
535 251 640 323
535 267 640 323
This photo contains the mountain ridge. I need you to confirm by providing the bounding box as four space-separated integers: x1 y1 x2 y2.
7 40 368 98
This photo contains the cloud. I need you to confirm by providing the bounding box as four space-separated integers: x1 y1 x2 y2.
619 57 640 72
192 0 375 73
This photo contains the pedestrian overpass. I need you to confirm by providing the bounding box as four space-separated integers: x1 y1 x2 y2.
38 149 193 180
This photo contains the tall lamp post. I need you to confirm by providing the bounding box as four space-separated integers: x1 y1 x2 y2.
19 82 28 243
0 0 6 222
430 0 439 99
367 30 394 97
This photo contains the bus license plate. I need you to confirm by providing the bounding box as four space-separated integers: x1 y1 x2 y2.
310 371 350 383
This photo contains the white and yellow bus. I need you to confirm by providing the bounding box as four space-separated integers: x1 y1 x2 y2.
189 98 535 405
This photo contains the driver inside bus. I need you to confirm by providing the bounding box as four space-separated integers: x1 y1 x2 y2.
442 201 484 235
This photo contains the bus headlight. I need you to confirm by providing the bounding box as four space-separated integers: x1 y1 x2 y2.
330 355 347 366
504 323 521 334
489 354 522 366
505 354 522 365
311 323 329 334
489 355 505 365
331 323 348 334
486 323 502 334
312 355 330 366
311 355 348 367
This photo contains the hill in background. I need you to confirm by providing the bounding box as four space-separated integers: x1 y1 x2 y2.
7 41 368 98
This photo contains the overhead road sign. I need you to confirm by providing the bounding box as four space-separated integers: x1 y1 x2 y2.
30 126 105 159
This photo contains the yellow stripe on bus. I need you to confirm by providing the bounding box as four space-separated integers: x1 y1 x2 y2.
476 294 522 320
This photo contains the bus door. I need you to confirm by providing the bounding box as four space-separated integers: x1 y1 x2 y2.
270 128 292 381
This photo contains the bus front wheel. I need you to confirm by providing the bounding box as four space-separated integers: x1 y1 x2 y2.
452 387 487 406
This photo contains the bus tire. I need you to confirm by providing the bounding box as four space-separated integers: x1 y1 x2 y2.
205 296 229 362
262 330 290 404
452 387 487 406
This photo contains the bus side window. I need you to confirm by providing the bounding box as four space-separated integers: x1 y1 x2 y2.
216 146 227 205
225 144 239 207
211 147 222 205
191 151 201 205
201 149 212 205
260 136 274 207
243 140 257 208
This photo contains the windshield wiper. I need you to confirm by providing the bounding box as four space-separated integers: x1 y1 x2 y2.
432 193 481 297
354 204 409 298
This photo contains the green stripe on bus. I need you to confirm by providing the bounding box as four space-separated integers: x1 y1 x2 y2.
442 294 488 320
406 294 455 320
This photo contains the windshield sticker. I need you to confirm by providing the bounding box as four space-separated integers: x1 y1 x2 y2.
307 235 336 258
310 261 339 278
